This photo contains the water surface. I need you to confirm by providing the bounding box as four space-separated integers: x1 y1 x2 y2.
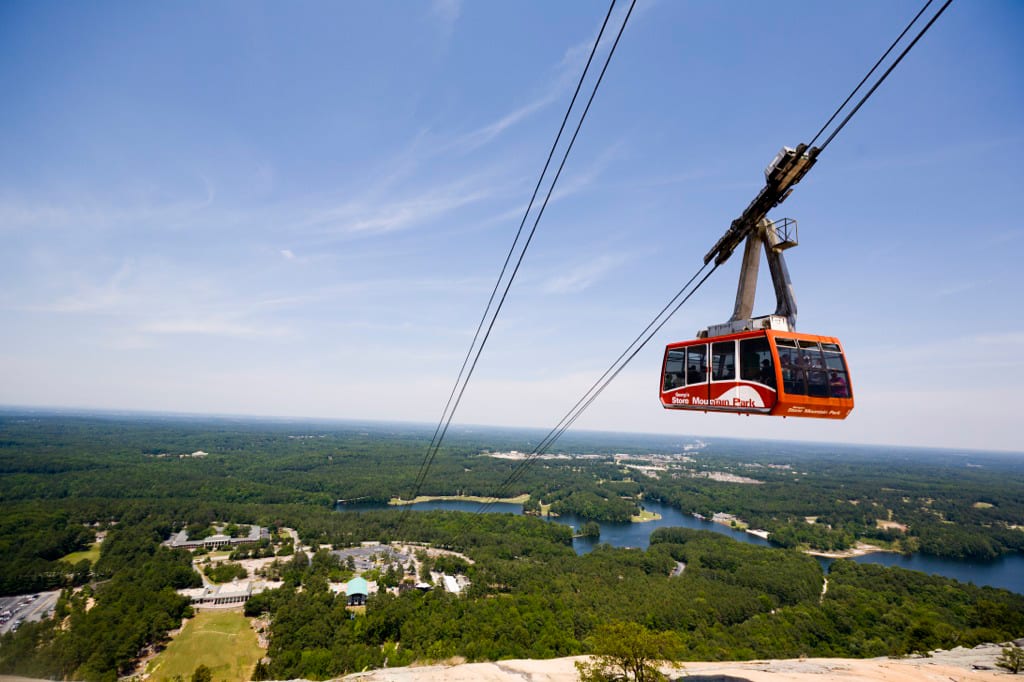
340 498 1023 594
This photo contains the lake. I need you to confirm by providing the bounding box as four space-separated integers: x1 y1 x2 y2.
340 498 1024 594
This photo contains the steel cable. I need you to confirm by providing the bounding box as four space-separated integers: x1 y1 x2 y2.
398 0 636 533
478 261 720 513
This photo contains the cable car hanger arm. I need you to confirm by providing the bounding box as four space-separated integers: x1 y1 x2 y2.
703 143 819 267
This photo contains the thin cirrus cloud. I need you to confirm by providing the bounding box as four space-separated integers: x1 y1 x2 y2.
139 316 290 339
431 0 461 35
428 4 638 159
477 140 625 230
973 331 1024 348
18 261 141 315
542 253 629 294
294 180 496 238
279 20 639 244
0 177 216 234
440 93 561 155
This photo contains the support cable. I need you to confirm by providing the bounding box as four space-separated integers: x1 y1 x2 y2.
808 0 935 149
405 0 618 509
399 0 636 531
479 260 719 513
817 0 953 153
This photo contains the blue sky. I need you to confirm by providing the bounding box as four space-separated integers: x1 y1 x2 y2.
2 1 1022 452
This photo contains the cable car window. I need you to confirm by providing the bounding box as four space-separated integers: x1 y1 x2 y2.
822 346 851 398
740 337 774 388
711 341 735 381
828 368 850 398
777 342 807 395
663 349 685 390
685 345 707 385
822 349 846 372
796 342 827 397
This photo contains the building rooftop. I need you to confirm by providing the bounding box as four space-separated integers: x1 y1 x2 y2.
346 577 369 596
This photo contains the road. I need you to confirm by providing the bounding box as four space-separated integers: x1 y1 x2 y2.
0 590 60 635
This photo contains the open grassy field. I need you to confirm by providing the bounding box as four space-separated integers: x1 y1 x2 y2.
60 542 101 565
146 610 262 682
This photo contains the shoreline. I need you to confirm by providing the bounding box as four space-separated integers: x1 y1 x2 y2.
699 512 893 559
631 510 662 523
388 494 530 506
389 496 661 525
803 542 890 559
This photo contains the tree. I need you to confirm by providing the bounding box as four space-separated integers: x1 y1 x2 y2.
191 664 213 682
997 645 1024 674
252 660 271 680
575 621 681 682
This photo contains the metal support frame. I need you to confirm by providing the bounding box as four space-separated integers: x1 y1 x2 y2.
697 144 817 339
728 218 798 331
701 218 799 339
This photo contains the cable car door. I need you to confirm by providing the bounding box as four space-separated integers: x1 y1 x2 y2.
683 343 710 407
708 340 737 408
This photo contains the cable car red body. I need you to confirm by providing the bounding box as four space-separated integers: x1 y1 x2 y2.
660 329 853 419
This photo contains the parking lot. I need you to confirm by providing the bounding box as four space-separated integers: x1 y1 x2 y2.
0 590 60 635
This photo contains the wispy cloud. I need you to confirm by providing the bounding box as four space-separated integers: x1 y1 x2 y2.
140 316 290 338
0 178 216 233
478 140 627 229
542 253 629 294
431 0 461 32
973 331 1024 346
978 228 1022 248
15 258 300 342
28 261 139 314
935 279 985 297
429 2 647 159
296 183 493 237
443 94 560 154
282 10 648 245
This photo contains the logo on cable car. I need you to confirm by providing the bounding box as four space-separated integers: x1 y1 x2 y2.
787 406 844 416
672 386 765 409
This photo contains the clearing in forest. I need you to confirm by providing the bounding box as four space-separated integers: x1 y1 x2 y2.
60 542 101 565
146 610 262 682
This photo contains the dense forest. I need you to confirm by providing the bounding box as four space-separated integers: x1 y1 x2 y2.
2 412 1021 567
1 412 1023 680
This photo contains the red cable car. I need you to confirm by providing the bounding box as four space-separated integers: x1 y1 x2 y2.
660 327 853 419
660 146 853 420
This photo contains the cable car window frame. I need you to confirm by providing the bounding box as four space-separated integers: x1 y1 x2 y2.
711 341 735 381
740 336 775 389
663 349 685 391
776 338 806 396
685 345 708 386
822 345 851 398
800 341 829 397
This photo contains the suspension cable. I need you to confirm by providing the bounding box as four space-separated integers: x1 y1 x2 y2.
808 0 935 149
399 0 637 531
405 0 619 509
479 261 720 513
817 0 953 153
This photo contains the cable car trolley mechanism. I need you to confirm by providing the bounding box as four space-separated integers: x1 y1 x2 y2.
659 145 854 419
